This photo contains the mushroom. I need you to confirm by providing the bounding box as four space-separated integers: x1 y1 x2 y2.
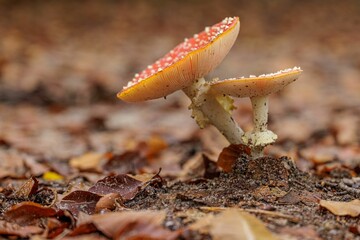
210 67 302 157
117 17 244 144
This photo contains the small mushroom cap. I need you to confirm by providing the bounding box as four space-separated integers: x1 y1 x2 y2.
210 67 302 98
118 17 240 102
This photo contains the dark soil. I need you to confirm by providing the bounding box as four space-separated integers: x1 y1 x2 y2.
124 155 360 239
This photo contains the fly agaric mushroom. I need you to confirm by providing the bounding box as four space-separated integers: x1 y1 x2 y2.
117 17 244 144
210 67 302 157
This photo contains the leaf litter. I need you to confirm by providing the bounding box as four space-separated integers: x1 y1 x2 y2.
0 1 359 240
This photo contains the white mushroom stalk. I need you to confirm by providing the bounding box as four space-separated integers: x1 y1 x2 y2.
242 96 277 157
183 78 244 144
210 67 303 157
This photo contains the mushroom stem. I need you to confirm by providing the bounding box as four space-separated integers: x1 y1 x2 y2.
183 78 244 144
251 96 269 132
242 96 277 158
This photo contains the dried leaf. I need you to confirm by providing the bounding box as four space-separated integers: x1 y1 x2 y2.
279 190 320 205
301 145 337 164
45 218 70 239
103 151 146 175
95 193 121 213
217 144 251 172
58 190 101 217
88 174 143 201
0 149 26 178
140 135 168 159
4 202 57 225
70 152 106 172
320 199 360 217
23 155 50 176
78 211 179 239
13 177 38 198
209 209 278 240
178 153 204 181
0 220 43 238
253 186 287 202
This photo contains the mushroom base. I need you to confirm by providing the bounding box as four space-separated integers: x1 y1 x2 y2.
242 130 278 147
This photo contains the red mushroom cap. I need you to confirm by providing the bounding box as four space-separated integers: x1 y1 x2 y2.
118 17 240 102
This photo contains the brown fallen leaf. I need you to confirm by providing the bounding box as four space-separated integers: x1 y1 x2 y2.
63 233 109 240
58 190 102 217
191 209 278 240
211 210 278 240
331 114 358 145
23 154 50 176
88 174 143 201
0 149 26 178
13 177 38 198
103 151 146 175
278 189 320 205
0 220 43 238
73 210 179 239
217 144 250 172
138 134 168 159
4 202 57 225
300 145 338 165
178 152 204 181
70 152 107 172
45 217 70 239
319 199 360 217
95 193 121 213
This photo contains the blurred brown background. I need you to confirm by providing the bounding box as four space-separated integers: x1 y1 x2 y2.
0 0 359 161
1 0 359 104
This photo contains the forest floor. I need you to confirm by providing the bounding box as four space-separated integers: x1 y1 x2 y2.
0 1 359 239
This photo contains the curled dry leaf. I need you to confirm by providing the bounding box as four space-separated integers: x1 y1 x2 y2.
58 190 101 217
76 210 179 239
4 202 57 225
320 199 360 217
13 177 38 198
88 174 143 201
217 144 251 172
95 193 121 213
